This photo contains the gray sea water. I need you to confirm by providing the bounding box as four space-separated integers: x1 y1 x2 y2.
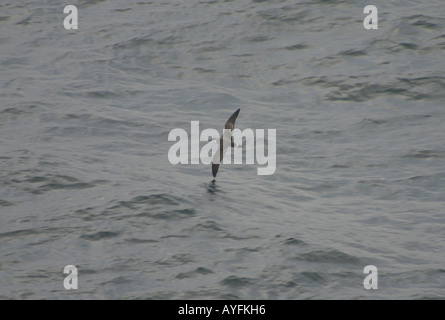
1 0 445 300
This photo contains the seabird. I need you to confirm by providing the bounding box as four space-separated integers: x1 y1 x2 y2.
211 108 240 178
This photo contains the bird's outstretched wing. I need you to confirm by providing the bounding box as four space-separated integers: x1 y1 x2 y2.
224 108 240 131
212 162 219 178
211 108 240 178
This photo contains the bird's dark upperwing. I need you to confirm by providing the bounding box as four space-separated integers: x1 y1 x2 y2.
224 108 240 130
212 163 219 178
212 108 240 178
211 139 224 177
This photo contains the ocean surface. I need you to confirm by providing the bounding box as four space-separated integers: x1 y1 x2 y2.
1 0 445 299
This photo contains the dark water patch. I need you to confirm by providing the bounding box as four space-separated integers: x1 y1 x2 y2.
40 180 107 190
192 67 216 74
15 15 33 26
77 0 108 8
221 275 255 289
390 268 445 293
100 276 134 286
242 35 273 43
358 215 393 226
331 161 388 170
25 176 108 194
388 173 445 201
148 208 196 220
326 83 411 102
183 220 254 241
132 194 181 206
355 179 387 188
176 267 214 279
300 74 416 105
401 150 445 160
0 104 43 119
42 125 97 138
282 237 307 246
110 34 154 51
296 249 361 264
0 199 14 206
224 246 262 254
23 270 53 280
297 271 327 284
298 181 344 194
330 163 352 169
396 114 433 122
296 129 343 141
156 254 194 267
283 43 309 50
398 42 419 50
407 15 441 30
219 292 241 300
354 118 387 128
404 174 445 183
0 227 64 243
307 74 443 102
85 90 132 99
0 107 32 118
123 238 158 244
310 56 342 67
0 228 39 239
271 76 300 87
258 8 306 23
354 114 434 132
109 194 182 212
338 49 367 56
56 112 148 128
79 194 194 223
160 234 188 240
114 8 132 12
353 179 388 198
185 220 226 234
397 76 445 91
299 75 345 88
74 207 95 219
80 231 121 241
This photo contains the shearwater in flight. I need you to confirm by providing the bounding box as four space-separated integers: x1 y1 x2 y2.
211 108 240 178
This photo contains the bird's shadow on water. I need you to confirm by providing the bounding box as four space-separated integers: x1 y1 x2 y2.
204 180 225 197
